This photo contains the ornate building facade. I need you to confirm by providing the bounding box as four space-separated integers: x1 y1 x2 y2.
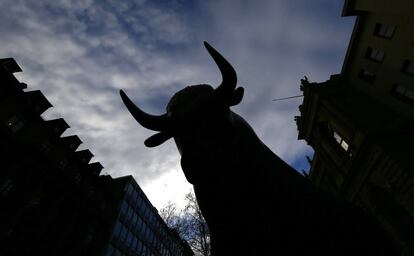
296 0 414 255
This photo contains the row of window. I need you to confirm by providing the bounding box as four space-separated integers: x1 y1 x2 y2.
391 84 414 102
360 57 414 82
358 22 414 105
105 241 155 256
123 183 175 244
359 66 414 103
117 204 158 246
111 219 159 255
110 216 176 256
115 183 183 256
362 53 414 77
121 190 162 237
125 184 152 218
364 22 414 74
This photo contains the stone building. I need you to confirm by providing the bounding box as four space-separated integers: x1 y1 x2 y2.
296 0 414 255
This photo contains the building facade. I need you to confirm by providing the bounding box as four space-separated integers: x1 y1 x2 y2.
100 176 193 256
0 58 192 256
0 58 107 255
296 1 414 255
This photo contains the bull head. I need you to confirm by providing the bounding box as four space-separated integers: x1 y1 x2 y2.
120 42 244 152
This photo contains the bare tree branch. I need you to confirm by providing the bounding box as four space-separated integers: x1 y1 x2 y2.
160 191 211 256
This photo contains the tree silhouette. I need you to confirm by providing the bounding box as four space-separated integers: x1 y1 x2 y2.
160 191 210 256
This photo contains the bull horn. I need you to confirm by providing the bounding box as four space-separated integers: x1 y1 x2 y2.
120 90 168 131
204 41 237 97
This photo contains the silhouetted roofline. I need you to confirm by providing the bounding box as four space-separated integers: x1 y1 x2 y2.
45 118 70 137
24 90 53 114
0 58 22 73
61 135 83 151
76 149 94 164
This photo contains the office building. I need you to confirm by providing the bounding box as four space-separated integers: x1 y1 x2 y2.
100 175 193 256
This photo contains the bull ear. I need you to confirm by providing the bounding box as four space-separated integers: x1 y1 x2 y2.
228 87 244 106
144 132 172 147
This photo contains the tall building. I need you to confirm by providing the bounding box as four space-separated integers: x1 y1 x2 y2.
0 57 106 255
100 175 194 256
0 58 193 256
296 1 414 255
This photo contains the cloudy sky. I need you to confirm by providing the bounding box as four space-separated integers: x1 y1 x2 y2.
1 0 354 209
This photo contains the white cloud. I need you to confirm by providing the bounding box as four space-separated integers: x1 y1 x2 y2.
141 163 193 210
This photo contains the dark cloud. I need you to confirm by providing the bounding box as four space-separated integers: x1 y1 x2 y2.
0 0 354 208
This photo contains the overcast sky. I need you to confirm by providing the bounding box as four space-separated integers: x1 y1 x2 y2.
1 0 354 209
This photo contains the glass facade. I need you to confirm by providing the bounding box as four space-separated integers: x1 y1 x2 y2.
103 180 188 256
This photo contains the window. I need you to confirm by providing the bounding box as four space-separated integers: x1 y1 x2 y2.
365 47 385 62
126 231 134 247
126 206 134 222
358 68 375 83
136 216 143 231
0 179 13 196
333 131 350 152
104 244 115 256
113 249 122 256
126 184 134 197
145 205 150 218
391 84 414 102
145 226 151 241
374 23 396 38
140 203 146 216
74 173 82 185
131 212 138 228
120 201 128 218
58 159 68 170
84 228 95 244
137 239 143 254
160 245 165 255
401 60 414 75
132 236 138 251
136 195 143 208
141 224 147 238
149 231 155 246
38 142 51 154
4 115 25 132
142 245 148 256
120 225 128 242
113 220 122 238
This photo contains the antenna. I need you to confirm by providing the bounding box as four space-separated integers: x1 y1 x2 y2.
272 75 309 102
272 95 303 101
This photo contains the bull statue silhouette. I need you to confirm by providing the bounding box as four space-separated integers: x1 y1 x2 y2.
120 42 397 255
